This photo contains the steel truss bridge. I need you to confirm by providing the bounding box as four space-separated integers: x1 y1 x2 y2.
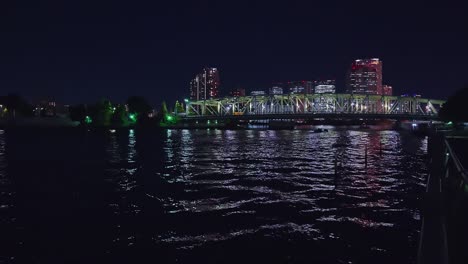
184 94 445 121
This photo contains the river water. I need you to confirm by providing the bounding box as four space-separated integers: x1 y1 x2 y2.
0 128 428 263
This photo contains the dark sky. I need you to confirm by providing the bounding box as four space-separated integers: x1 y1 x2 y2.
1 1 467 106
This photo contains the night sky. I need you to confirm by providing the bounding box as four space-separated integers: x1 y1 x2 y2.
1 1 467 106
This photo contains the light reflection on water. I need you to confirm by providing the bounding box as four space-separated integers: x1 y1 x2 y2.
0 128 428 263
149 129 427 263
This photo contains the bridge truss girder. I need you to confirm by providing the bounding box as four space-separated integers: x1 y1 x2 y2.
186 94 445 117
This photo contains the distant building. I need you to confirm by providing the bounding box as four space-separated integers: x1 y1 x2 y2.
288 81 313 94
230 88 246 97
269 86 283 95
272 81 313 94
289 86 305 94
0 100 6 119
303 81 315 94
346 58 383 95
189 67 220 100
383 85 393 96
33 99 57 117
251 90 266 96
314 80 336 94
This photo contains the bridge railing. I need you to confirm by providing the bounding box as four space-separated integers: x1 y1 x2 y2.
418 135 468 264
444 137 468 187
441 136 468 263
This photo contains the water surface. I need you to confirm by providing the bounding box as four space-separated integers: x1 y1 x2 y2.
0 128 427 263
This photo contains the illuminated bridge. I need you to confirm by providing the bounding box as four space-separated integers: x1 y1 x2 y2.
182 94 445 121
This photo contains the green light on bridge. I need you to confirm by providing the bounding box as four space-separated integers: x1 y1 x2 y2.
129 113 137 122
84 115 92 124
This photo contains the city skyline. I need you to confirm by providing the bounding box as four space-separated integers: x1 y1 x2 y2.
1 1 467 105
195 58 392 99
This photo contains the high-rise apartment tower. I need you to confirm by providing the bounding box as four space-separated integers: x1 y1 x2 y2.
189 67 220 100
347 58 383 95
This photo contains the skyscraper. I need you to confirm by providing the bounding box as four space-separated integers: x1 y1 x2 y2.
189 67 220 100
346 58 383 95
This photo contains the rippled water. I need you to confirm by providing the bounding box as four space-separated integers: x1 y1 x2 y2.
0 128 428 263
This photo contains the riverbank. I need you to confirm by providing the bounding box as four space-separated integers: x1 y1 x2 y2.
0 117 79 129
